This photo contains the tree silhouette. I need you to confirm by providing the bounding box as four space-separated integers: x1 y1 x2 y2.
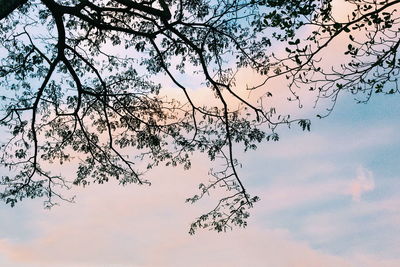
0 0 398 234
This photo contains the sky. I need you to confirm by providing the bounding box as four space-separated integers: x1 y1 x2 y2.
1 1 400 266
0 79 399 266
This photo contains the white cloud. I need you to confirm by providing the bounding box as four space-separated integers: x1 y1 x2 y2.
348 166 375 201
261 125 397 160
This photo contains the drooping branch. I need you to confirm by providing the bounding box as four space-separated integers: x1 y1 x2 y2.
2 0 394 233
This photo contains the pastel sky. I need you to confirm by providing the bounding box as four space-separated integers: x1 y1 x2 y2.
0 79 399 267
1 1 400 266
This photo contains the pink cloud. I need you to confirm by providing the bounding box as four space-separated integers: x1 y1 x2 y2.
0 156 398 267
348 166 375 201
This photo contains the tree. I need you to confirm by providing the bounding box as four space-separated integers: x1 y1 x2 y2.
0 0 398 234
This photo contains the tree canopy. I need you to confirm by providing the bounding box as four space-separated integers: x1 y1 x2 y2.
0 0 399 234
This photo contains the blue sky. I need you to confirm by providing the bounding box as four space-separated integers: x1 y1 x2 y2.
254 93 400 255
1 0 400 265
0 84 399 266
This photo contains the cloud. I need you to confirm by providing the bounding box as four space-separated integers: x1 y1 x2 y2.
255 179 347 214
0 161 391 267
0 141 399 267
261 124 397 160
0 222 357 267
348 166 375 201
39 172 400 266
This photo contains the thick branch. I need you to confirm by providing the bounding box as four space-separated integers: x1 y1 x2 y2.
0 0 27 20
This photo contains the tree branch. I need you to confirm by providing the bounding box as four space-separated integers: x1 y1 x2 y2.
0 0 27 20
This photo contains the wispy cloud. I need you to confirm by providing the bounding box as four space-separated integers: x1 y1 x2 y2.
261 125 397 160
348 166 375 201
